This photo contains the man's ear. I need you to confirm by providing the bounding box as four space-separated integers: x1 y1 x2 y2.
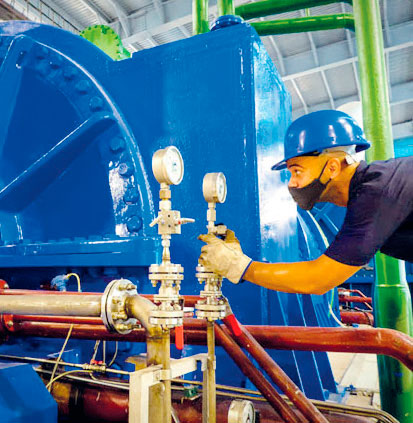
326 158 342 179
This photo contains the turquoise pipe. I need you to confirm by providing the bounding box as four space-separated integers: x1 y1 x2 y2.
353 1 413 422
250 14 354 35
218 0 235 17
193 0 209 35
236 0 351 20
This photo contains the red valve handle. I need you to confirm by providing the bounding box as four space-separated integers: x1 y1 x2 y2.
223 314 242 336
175 325 184 350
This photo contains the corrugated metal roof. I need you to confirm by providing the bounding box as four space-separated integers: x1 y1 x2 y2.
325 64 357 99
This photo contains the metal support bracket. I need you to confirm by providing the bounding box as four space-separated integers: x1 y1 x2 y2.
129 354 208 423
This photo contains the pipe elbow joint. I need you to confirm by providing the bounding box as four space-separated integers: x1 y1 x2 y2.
125 295 157 333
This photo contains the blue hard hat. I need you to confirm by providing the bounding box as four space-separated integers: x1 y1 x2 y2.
272 110 370 171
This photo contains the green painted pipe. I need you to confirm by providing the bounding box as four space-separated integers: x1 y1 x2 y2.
236 0 351 20
193 0 209 35
250 14 354 36
353 1 413 422
218 0 235 17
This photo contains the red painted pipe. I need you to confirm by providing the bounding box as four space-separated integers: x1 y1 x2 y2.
10 315 103 325
338 288 369 298
340 311 374 326
3 317 413 371
214 324 299 423
338 295 372 304
222 321 328 423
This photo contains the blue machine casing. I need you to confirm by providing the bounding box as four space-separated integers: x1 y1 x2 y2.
0 20 341 406
0 362 57 422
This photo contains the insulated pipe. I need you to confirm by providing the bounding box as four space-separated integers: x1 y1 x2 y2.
3 318 413 371
222 322 328 423
235 0 352 20
47 380 375 423
214 324 300 423
250 14 355 36
353 1 413 421
0 294 102 317
340 311 374 326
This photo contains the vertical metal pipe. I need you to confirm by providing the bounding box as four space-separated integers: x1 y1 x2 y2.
193 0 209 35
161 329 172 423
206 321 216 423
353 1 413 422
217 0 235 17
147 328 172 423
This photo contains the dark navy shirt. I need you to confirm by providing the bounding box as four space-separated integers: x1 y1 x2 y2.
325 157 413 266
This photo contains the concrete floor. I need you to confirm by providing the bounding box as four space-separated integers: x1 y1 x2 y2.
328 351 381 408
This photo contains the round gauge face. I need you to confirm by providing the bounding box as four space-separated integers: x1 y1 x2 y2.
215 172 227 203
203 172 227 203
163 146 184 185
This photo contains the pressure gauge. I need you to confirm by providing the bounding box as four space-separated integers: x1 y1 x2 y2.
152 146 184 185
203 172 227 203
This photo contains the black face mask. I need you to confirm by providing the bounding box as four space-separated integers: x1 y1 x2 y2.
288 161 331 211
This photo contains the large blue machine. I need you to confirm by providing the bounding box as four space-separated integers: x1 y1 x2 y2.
0 19 342 419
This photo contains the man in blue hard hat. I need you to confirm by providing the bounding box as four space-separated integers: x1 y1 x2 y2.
199 110 413 294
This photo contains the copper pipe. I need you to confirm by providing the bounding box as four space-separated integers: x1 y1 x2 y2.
3 318 413 371
222 321 328 423
10 315 103 325
214 324 300 423
340 311 374 326
238 325 413 371
338 295 372 304
338 288 369 298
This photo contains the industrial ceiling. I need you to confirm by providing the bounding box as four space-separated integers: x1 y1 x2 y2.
2 0 412 140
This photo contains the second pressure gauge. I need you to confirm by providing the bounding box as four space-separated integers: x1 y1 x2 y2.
152 146 184 185
203 172 227 203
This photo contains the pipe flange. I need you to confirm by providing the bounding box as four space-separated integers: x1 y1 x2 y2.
149 316 183 328
149 263 184 274
228 400 255 423
195 303 226 320
101 279 138 335
149 309 183 328
195 310 226 320
196 265 222 281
